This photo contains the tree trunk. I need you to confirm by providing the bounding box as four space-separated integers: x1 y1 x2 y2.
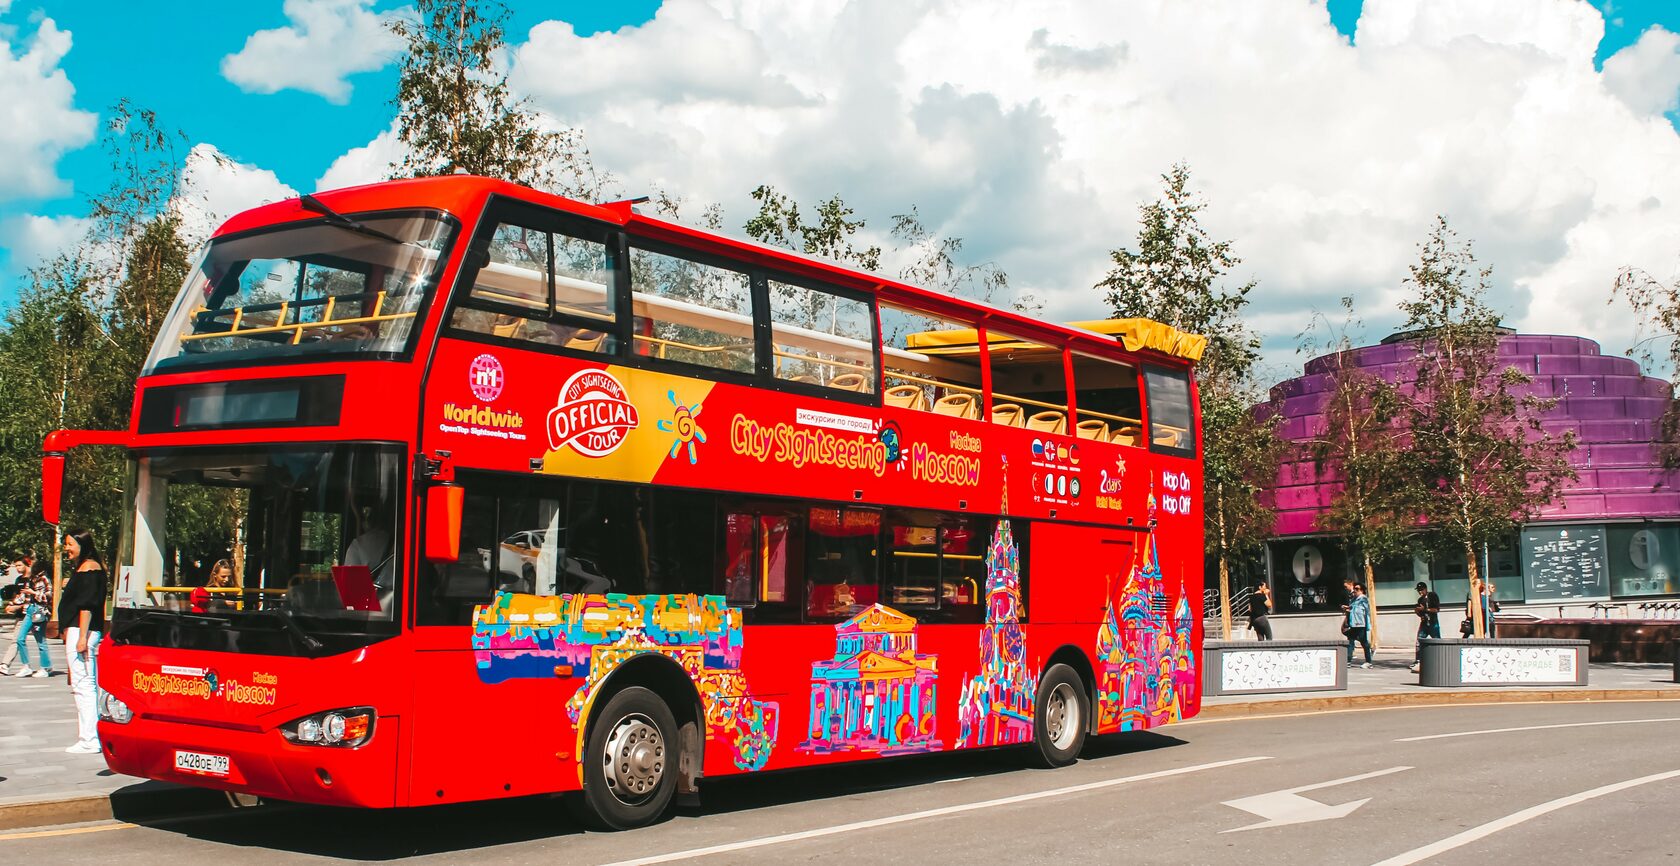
1362 553 1380 649
1465 541 1484 639
1218 554 1232 640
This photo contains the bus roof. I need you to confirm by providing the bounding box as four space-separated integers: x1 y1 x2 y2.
216 175 1204 368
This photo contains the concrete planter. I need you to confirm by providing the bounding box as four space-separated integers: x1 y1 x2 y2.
1418 638 1589 688
1203 639 1348 696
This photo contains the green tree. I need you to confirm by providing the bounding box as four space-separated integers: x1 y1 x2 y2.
889 207 1042 314
744 185 883 273
1397 218 1576 638
1096 163 1279 637
1301 298 1416 647
389 0 604 195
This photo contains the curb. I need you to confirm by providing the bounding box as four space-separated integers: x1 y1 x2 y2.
0 781 244 833
1197 688 1680 720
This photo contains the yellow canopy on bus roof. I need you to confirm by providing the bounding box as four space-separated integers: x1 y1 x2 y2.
903 318 1207 363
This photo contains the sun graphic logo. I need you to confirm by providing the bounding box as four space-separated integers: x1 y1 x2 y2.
656 390 707 464
468 353 504 401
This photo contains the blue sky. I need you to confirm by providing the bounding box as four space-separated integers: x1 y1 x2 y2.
2 0 1678 369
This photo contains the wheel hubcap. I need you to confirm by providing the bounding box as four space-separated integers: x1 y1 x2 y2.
602 713 665 805
1045 683 1079 751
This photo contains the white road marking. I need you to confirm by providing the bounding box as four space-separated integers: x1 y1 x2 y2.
1369 767 1680 866
1221 766 1411 832
598 756 1272 866
1394 717 1680 742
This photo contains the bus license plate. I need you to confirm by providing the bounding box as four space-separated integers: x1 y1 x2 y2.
173 750 230 778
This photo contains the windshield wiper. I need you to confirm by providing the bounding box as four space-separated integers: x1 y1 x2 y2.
299 193 408 246
260 606 325 657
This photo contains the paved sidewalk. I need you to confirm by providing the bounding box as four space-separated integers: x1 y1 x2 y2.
0 631 141 807
1201 647 1680 710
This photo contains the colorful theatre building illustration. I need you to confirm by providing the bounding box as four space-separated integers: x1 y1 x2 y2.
799 604 941 755
472 592 779 772
957 510 1039 747
1095 527 1198 733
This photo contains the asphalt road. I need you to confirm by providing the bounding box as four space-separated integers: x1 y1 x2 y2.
7 700 1680 865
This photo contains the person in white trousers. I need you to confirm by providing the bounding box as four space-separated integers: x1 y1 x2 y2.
60 529 107 755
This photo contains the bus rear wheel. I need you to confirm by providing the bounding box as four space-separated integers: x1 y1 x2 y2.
579 686 678 830
1032 664 1088 768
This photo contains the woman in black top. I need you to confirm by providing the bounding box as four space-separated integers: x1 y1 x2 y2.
61 528 107 755
1249 582 1274 641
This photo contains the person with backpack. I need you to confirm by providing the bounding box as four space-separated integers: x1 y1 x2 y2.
1343 580 1373 668
1410 581 1441 673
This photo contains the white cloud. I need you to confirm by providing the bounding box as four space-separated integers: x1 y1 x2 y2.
221 0 404 104
320 0 1680 373
1602 25 1680 116
314 120 404 191
175 144 297 244
0 14 96 199
0 212 89 271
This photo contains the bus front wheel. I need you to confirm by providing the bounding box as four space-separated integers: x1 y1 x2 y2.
1032 664 1088 768
579 686 679 830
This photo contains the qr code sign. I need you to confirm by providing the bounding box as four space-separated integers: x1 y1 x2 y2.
1318 655 1334 678
1559 654 1573 674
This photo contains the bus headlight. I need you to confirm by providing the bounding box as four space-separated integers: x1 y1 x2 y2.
281 707 374 748
98 692 133 724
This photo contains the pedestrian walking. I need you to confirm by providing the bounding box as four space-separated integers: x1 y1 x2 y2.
0 558 26 675
60 528 107 755
1249 582 1274 641
1478 579 1500 638
7 562 52 677
1342 580 1373 668
1410 581 1440 673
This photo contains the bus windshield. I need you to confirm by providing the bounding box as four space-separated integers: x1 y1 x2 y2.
115 445 404 647
143 211 455 373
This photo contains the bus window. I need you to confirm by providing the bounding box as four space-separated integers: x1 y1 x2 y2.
722 507 801 621
449 214 617 354
884 511 985 622
1071 352 1143 446
492 492 563 596
628 245 755 374
561 482 715 595
420 490 496 626
988 330 1070 434
768 279 877 394
805 506 879 621
1144 366 1195 455
881 303 985 418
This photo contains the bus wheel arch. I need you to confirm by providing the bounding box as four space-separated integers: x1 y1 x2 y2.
576 654 704 829
1043 645 1097 735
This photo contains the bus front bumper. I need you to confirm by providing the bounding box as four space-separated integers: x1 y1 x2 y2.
99 715 400 808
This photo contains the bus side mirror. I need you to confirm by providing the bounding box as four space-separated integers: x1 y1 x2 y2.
41 453 65 525
424 483 464 563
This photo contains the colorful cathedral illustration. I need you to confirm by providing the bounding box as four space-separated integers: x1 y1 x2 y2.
958 468 1040 747
799 604 941 755
1095 489 1198 732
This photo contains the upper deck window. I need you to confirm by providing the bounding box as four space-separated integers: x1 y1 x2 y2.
1144 366 1195 455
768 279 877 393
448 213 618 354
145 210 456 374
628 244 755 374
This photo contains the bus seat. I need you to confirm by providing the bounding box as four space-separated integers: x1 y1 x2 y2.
1027 411 1066 434
1076 419 1110 441
1153 430 1181 447
991 403 1025 427
491 318 521 339
565 331 606 352
885 384 926 411
933 393 978 420
1113 425 1142 447
830 373 868 392
786 374 818 384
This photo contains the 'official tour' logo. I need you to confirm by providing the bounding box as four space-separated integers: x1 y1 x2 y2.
469 353 505 402
548 369 639 457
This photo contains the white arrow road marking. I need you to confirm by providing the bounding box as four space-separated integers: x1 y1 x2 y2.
1221 766 1412 833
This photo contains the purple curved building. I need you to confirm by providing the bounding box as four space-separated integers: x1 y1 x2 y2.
1263 331 1679 616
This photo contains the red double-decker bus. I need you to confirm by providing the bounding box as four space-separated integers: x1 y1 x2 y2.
43 176 1205 829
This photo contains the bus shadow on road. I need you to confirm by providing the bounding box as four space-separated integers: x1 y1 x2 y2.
111 731 1186 859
